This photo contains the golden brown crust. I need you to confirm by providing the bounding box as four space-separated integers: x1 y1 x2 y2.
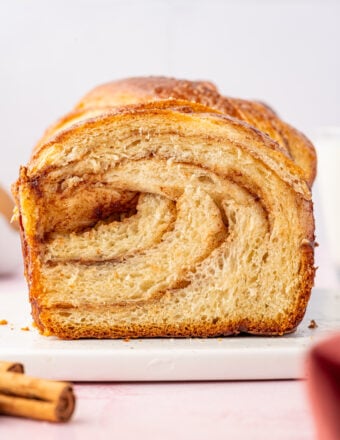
28 106 311 203
32 99 221 156
36 314 306 339
14 77 316 340
33 77 316 185
73 76 316 185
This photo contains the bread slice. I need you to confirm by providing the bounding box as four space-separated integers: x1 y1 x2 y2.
13 77 316 339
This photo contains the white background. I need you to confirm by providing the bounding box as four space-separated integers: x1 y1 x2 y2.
0 0 339 284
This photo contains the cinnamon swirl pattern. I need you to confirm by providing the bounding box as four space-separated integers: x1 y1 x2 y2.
13 78 316 339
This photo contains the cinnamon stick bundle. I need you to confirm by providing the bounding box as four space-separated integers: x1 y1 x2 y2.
0 361 75 422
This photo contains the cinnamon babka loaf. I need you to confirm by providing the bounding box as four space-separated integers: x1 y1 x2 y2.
13 77 316 339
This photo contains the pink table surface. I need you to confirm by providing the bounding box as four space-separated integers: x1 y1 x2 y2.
1 380 315 440
0 238 339 439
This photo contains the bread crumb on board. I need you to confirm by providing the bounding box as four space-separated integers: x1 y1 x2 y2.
21 326 30 331
308 319 318 329
0 319 8 325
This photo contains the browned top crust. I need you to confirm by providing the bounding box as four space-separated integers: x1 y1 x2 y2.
34 77 316 185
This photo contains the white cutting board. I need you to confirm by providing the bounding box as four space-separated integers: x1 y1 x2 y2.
0 277 339 381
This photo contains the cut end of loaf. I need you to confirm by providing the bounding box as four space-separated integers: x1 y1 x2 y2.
14 77 316 339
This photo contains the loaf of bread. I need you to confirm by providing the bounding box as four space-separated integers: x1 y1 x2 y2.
13 77 316 339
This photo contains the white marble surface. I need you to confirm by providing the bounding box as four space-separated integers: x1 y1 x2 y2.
1 276 339 382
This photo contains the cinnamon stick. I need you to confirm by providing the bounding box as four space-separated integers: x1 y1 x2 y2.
0 185 18 230
0 361 24 373
0 363 75 422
